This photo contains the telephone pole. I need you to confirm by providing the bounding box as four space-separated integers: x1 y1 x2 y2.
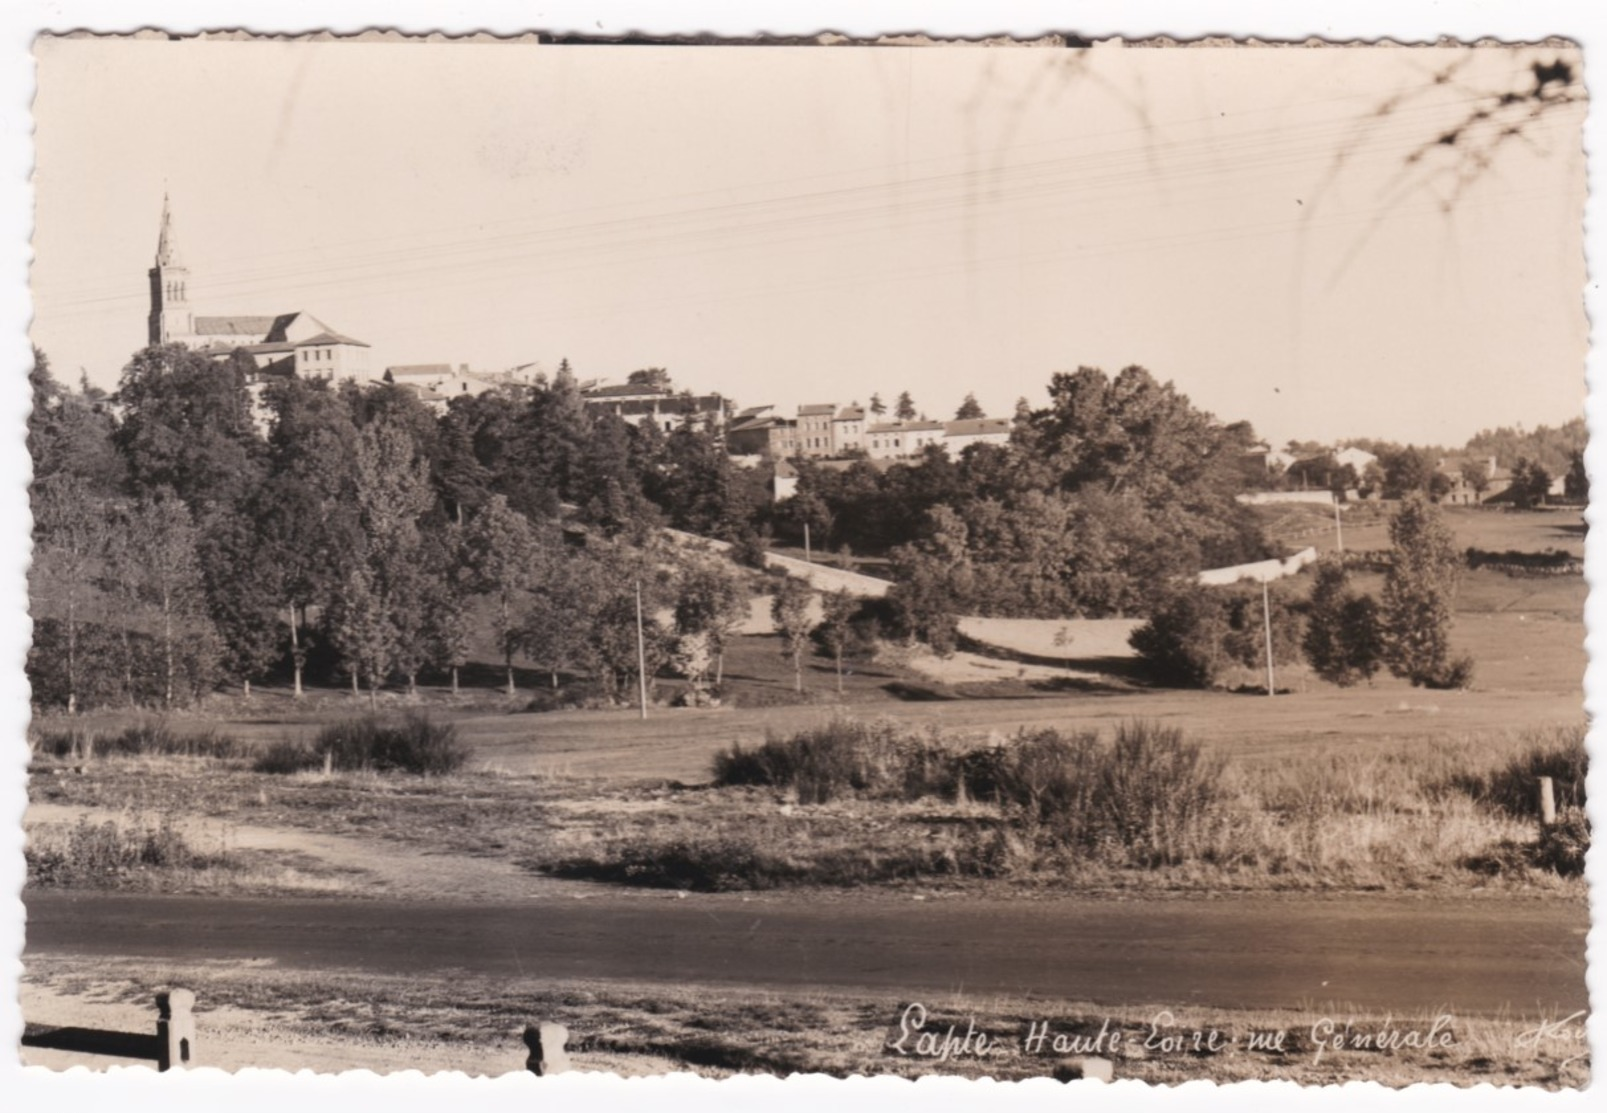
1262 579 1276 697
633 578 646 716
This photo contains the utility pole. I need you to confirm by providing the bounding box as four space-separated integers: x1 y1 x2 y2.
633 578 646 725
1262 579 1276 697
1333 497 1344 553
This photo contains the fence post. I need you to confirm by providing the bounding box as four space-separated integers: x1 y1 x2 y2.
523 1021 571 1076
1538 776 1557 827
155 989 195 1071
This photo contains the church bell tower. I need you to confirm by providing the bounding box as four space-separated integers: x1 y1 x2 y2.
147 193 192 346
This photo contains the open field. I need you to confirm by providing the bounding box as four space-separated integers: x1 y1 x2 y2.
1259 503 1586 558
22 500 1589 1081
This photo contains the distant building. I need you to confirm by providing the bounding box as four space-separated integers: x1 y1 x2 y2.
145 195 371 380
384 363 503 404
1436 455 1512 506
797 403 838 458
726 410 800 457
942 417 1012 453
865 419 945 460
832 405 867 454
581 382 729 434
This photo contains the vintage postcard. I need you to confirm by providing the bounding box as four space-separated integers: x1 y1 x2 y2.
6 9 1598 1102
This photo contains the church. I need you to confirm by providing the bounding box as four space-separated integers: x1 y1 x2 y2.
146 195 372 381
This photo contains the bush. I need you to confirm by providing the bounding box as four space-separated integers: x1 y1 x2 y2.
713 719 944 803
254 714 468 776
1455 725 1588 818
1423 654 1475 690
1128 586 1233 687
1535 809 1589 877
26 815 225 887
1098 722 1228 865
252 739 322 775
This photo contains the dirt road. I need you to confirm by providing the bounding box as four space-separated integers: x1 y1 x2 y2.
26 890 1587 1016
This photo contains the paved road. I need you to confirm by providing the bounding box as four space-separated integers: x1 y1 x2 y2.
25 891 1588 1016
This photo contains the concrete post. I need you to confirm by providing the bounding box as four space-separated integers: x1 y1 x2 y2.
1053 1056 1114 1082
523 1022 572 1076
1538 776 1557 827
155 989 195 1071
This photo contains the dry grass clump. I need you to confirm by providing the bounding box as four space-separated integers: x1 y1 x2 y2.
583 719 1589 892
26 814 235 887
29 721 242 761
252 714 468 776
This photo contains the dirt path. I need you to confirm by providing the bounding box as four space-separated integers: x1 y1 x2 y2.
24 802 590 903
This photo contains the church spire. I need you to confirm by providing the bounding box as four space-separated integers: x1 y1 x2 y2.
155 192 181 266
148 192 192 346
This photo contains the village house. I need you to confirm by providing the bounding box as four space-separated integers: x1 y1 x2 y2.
1436 455 1512 506
941 416 1012 453
581 382 729 433
865 419 946 459
797 404 838 458
725 408 800 457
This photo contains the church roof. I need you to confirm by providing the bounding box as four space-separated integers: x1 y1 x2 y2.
193 314 287 337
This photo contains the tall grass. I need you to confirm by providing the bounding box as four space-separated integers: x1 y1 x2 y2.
29 722 241 761
252 714 468 776
26 815 232 887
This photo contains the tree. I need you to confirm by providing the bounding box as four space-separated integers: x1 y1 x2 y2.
1459 460 1492 503
1509 457 1552 509
868 393 887 417
894 391 917 421
325 566 394 707
463 494 538 695
28 347 125 494
108 493 222 708
672 556 749 687
1128 586 1234 688
114 343 266 509
817 589 858 694
1303 558 1383 687
1381 496 1467 687
627 367 672 389
1564 450 1588 502
1380 447 1437 500
29 474 108 713
955 393 985 420
771 576 815 693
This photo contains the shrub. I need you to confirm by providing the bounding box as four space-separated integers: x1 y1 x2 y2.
713 719 940 803
26 815 225 887
1423 654 1475 690
1128 586 1233 688
255 715 468 776
1455 725 1588 818
1098 722 1227 865
1535 808 1589 877
252 739 321 775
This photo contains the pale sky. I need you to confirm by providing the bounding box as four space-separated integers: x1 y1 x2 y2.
30 36 1588 447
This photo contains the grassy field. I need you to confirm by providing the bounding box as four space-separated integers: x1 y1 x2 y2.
21 503 1589 1082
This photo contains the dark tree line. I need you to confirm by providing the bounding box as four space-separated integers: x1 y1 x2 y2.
27 345 761 711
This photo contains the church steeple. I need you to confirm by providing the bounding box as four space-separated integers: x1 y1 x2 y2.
155 192 182 267
148 192 192 347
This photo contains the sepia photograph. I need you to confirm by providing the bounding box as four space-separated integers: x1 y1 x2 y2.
10 17 1595 1093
